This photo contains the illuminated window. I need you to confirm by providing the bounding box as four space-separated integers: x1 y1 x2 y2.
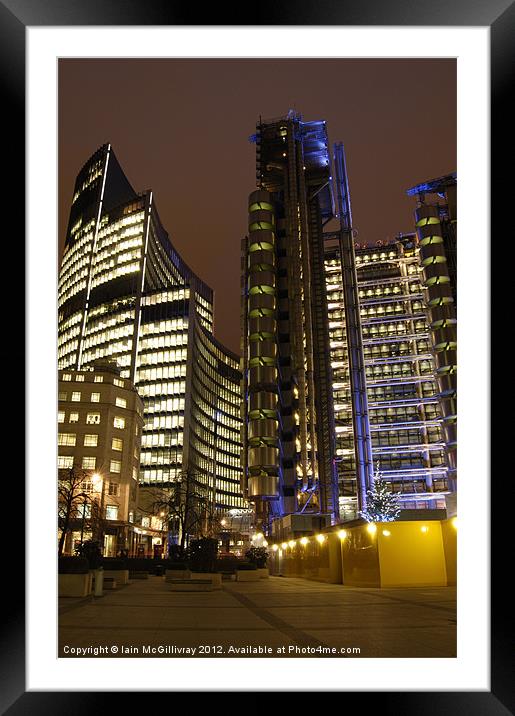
116 397 127 408
132 467 138 481
86 413 101 425
108 482 119 496
62 374 71 382
58 433 76 446
58 392 67 401
82 456 96 470
94 375 104 383
71 392 81 402
84 434 98 447
75 374 85 382
58 411 65 424
112 437 123 452
113 416 125 429
114 378 124 387
58 456 74 469
105 505 118 521
91 392 100 403
69 412 79 423
110 460 121 473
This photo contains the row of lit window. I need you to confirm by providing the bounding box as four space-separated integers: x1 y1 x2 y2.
58 455 123 473
136 381 186 398
85 309 135 334
58 411 128 429
136 365 187 382
143 397 185 414
81 343 132 364
83 326 134 351
141 432 184 448
138 348 188 367
139 333 188 351
58 391 128 409
141 318 188 335
88 296 136 320
142 289 191 306
58 433 125 451
90 261 141 291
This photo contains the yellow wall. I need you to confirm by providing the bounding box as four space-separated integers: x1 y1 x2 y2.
376 521 447 587
441 517 458 586
341 527 381 587
269 519 456 589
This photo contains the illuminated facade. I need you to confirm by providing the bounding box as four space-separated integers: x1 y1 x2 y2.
58 144 244 513
241 112 364 532
58 362 144 556
324 234 450 520
407 174 457 491
241 113 455 534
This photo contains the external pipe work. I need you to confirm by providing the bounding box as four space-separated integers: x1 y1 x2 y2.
333 143 374 510
414 204 457 491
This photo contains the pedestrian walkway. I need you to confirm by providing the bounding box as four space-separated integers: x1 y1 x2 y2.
59 575 456 658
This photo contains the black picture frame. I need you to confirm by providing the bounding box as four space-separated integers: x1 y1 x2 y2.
3 0 507 711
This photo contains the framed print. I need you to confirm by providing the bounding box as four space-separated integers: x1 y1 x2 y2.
1 0 509 710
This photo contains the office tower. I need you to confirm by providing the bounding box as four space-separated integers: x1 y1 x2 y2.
58 144 244 517
407 174 457 492
241 112 372 534
58 361 144 556
324 234 449 520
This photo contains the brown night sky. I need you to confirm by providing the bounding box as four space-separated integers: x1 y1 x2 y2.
58 58 456 354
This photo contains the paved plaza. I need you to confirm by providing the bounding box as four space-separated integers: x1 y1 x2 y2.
59 575 456 658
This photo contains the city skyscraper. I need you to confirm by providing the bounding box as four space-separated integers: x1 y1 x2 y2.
325 234 450 520
407 174 457 496
58 144 245 516
241 112 456 535
240 111 373 534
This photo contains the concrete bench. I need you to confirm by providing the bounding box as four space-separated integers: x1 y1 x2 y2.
129 571 149 579
103 577 117 590
236 570 260 582
169 579 214 592
103 569 129 585
165 569 190 582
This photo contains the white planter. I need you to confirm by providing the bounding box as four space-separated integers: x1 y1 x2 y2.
59 573 91 597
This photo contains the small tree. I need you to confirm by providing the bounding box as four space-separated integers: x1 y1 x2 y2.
142 470 210 552
58 466 91 556
245 546 268 568
358 463 401 523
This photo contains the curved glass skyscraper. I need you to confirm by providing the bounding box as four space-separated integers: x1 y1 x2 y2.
58 144 244 512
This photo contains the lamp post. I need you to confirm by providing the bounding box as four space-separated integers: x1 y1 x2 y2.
92 472 106 555
78 492 89 549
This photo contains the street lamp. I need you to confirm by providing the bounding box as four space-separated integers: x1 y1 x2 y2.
78 492 90 549
92 472 106 554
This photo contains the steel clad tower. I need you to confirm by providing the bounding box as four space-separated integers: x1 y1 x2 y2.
241 111 373 535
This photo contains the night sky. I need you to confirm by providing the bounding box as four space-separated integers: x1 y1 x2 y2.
58 59 456 354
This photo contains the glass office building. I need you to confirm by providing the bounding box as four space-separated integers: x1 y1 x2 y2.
58 144 244 512
324 234 449 520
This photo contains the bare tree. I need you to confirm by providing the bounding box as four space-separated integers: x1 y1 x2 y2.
58 466 91 556
141 469 214 552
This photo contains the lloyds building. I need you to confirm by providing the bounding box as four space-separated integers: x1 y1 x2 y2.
58 144 244 513
241 112 456 534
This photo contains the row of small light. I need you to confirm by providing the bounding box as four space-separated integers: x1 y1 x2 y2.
270 518 457 553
